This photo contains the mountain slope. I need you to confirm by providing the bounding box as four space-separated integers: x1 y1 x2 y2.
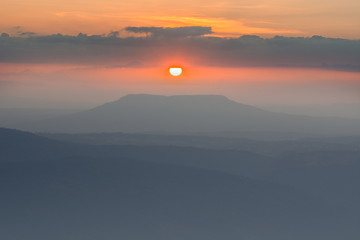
1 127 357 240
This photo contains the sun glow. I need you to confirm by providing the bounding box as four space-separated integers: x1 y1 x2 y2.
169 67 182 76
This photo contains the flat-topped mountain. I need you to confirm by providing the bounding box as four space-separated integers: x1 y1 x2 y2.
25 94 360 135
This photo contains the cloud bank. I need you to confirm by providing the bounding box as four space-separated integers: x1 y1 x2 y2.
0 26 359 71
125 26 213 38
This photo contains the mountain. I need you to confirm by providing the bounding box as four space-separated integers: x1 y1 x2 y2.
0 108 79 129
23 94 360 136
1 127 358 240
40 131 360 207
40 131 360 156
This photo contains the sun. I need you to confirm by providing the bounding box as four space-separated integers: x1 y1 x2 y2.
169 67 183 76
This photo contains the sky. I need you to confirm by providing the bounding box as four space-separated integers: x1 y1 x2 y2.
2 0 360 38
0 0 359 109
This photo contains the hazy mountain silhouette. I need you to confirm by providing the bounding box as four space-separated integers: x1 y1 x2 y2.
1 127 359 240
41 131 360 156
41 131 360 208
0 108 79 130
24 94 360 136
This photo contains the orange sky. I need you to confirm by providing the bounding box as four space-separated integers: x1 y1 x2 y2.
1 63 359 108
1 0 360 38
0 0 359 109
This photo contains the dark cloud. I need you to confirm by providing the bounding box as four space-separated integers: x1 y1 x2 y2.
10 26 36 37
125 26 213 38
1 33 10 38
321 64 360 72
107 31 120 38
19 32 36 37
0 26 359 71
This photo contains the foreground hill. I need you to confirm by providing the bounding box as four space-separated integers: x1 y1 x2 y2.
1 127 358 240
24 94 360 136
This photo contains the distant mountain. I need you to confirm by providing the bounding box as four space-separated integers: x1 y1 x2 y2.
25 94 360 136
40 131 360 207
0 108 80 129
1 127 358 240
40 131 360 157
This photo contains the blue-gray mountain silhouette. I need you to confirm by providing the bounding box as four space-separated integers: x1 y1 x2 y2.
1 127 358 240
29 94 360 135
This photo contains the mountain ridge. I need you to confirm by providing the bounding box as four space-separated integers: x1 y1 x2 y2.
10 94 360 136
1 126 357 240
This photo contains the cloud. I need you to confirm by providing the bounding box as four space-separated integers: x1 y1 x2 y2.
1 33 10 38
0 27 359 71
19 32 36 37
107 31 120 38
125 26 213 38
9 26 37 37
